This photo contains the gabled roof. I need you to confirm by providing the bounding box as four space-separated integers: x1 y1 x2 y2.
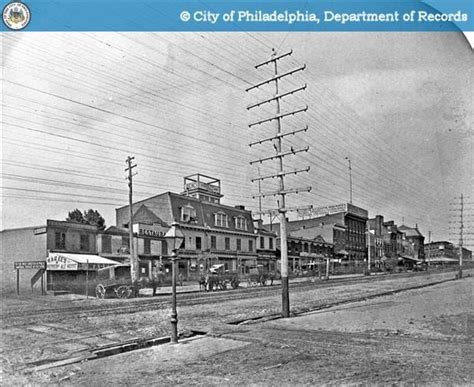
132 204 169 227
399 225 423 238
103 226 129 236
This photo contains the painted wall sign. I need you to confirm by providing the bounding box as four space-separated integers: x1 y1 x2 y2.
133 223 167 237
46 254 78 270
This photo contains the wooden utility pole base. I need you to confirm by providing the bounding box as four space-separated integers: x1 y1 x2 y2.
281 276 289 318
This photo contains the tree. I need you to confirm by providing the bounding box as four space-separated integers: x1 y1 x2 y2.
84 209 106 231
66 208 84 223
66 208 106 231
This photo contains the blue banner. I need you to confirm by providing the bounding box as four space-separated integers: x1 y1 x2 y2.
1 1 473 32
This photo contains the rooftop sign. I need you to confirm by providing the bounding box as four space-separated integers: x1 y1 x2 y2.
312 203 368 219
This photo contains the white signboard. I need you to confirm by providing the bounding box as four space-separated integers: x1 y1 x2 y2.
133 223 167 237
46 253 78 271
312 203 368 219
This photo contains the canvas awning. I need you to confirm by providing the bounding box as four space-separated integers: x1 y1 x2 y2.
46 252 120 271
400 255 421 262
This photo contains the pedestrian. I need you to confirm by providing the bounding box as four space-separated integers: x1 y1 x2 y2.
178 273 184 286
151 262 160 296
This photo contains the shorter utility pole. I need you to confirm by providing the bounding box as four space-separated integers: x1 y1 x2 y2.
366 221 371 273
458 194 464 279
125 156 138 294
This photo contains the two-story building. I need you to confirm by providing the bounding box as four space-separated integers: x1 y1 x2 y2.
1 220 119 294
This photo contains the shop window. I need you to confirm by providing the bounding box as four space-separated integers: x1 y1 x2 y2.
80 234 89 251
210 235 217 249
55 232 66 249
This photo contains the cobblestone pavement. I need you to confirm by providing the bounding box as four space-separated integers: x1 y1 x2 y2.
1 270 472 385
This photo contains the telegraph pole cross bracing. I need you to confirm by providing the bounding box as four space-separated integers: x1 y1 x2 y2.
247 49 311 318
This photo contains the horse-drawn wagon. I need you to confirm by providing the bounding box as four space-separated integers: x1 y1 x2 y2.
95 264 162 299
199 264 240 291
246 265 276 287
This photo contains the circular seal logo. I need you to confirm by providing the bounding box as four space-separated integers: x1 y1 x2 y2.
3 2 31 30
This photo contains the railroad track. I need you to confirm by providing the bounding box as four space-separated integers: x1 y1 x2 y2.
1 270 462 326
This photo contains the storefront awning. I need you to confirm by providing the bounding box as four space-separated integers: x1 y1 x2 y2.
400 255 421 262
46 252 120 271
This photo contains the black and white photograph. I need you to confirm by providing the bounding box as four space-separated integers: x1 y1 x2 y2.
1 2 473 385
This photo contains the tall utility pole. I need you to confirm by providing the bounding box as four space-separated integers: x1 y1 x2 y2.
125 156 138 293
247 49 311 318
345 157 353 204
449 194 474 279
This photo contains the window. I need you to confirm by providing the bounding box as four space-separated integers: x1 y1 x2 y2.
214 212 228 227
269 238 273 250
121 236 130 254
196 237 202 250
260 236 265 249
55 232 66 249
80 234 89 251
248 240 253 252
181 205 197 223
144 239 151 254
102 235 112 253
235 216 247 230
211 236 217 249
225 237 230 250
236 239 241 251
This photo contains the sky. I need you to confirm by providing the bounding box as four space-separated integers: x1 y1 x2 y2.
1 31 473 248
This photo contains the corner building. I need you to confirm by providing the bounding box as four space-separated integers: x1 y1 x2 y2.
115 174 258 279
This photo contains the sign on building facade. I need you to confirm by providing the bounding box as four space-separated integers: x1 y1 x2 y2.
14 261 46 270
311 203 368 219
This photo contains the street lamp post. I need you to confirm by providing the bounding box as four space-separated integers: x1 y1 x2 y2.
165 222 185 344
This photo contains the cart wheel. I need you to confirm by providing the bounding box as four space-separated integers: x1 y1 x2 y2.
231 279 239 289
115 286 132 299
95 284 106 299
221 282 227 290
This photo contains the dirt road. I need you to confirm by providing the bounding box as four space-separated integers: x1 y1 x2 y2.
2 270 472 385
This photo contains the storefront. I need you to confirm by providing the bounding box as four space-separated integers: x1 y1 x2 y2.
46 252 120 292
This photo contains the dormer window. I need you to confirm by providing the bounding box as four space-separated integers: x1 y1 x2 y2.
181 205 197 223
235 216 247 231
214 211 228 228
